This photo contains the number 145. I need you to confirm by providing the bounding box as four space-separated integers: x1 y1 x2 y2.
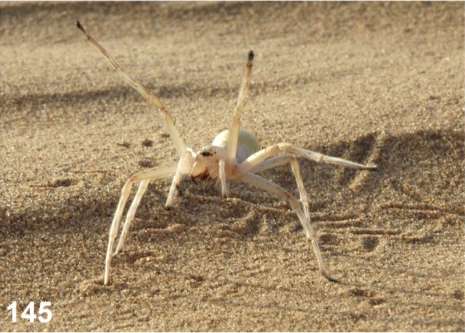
7 301 52 323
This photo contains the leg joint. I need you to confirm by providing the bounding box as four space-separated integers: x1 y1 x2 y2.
121 178 136 194
277 142 293 152
266 143 293 156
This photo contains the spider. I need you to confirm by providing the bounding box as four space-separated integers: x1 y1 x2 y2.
77 21 377 285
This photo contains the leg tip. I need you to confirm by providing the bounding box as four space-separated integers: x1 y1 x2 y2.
365 163 378 170
321 269 340 283
248 50 255 61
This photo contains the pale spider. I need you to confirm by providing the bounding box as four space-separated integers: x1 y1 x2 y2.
77 21 377 285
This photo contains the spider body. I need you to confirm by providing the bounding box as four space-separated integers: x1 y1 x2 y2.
77 20 377 286
192 129 259 181
211 128 260 163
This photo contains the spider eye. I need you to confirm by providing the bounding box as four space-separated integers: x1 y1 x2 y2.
200 151 213 157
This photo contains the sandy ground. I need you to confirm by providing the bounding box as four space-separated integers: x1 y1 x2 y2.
0 2 464 331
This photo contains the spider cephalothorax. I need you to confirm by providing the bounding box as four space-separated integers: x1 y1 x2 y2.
77 20 377 285
190 145 222 180
191 129 260 181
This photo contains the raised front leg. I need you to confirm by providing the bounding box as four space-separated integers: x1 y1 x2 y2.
77 21 187 157
225 50 255 164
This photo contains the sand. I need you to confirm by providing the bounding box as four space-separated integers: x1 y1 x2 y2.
0 2 464 331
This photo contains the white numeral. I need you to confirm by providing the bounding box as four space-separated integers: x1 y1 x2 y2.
38 301 52 323
21 302 37 323
7 301 17 322
7 301 52 323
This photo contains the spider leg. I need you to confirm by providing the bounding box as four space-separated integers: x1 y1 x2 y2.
239 143 377 174
113 180 149 256
253 157 311 225
218 159 229 197
289 159 336 281
225 50 255 164
290 159 310 221
165 150 195 208
165 171 182 208
250 156 291 174
238 172 335 281
76 21 187 156
247 156 331 277
238 142 376 281
105 165 176 285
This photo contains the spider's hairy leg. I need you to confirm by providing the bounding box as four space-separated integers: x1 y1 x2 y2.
76 20 187 157
165 149 195 208
165 171 182 208
218 159 229 197
245 155 335 279
239 143 377 175
226 50 255 164
239 172 335 282
113 180 149 256
105 165 176 285
290 159 310 221
289 158 336 282
250 156 292 174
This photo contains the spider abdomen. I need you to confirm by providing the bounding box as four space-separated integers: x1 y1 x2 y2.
212 129 260 163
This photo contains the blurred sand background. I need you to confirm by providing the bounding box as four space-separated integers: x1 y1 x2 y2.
0 2 464 331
